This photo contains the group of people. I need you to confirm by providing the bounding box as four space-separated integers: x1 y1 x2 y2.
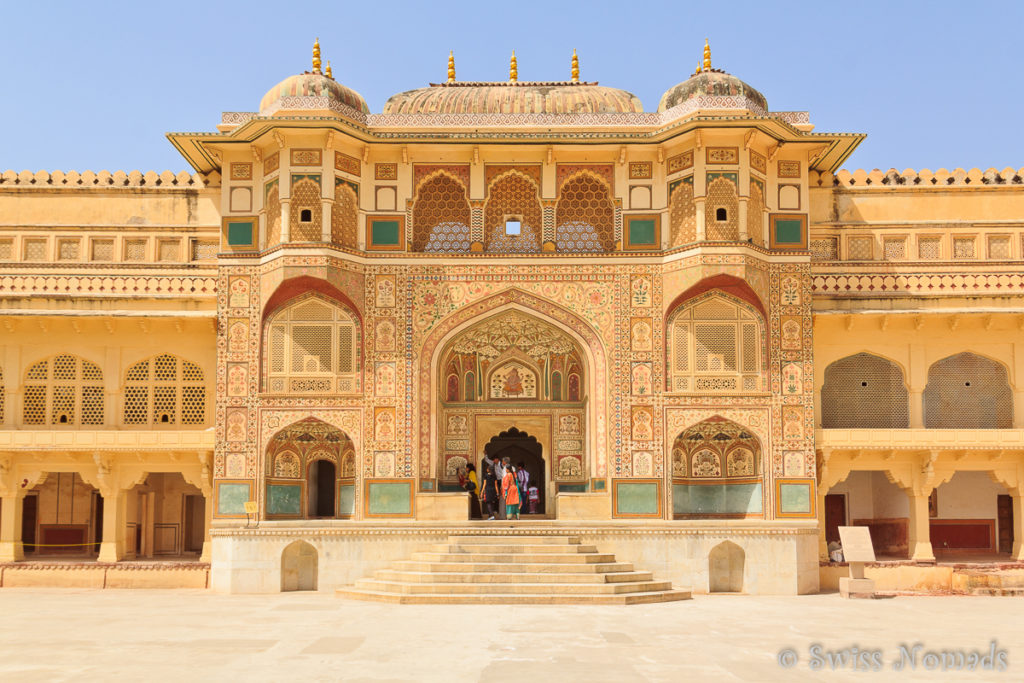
457 455 537 520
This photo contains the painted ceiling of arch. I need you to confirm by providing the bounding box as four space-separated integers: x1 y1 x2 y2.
446 311 579 362
675 416 757 454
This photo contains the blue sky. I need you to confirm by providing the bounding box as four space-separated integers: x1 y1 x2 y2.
2 0 1021 173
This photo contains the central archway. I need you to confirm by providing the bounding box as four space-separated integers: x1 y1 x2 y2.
431 307 590 504
265 418 356 520
484 427 546 515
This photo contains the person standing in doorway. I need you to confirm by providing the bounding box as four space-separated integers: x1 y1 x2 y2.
465 463 482 520
481 464 500 520
502 464 521 521
516 461 530 513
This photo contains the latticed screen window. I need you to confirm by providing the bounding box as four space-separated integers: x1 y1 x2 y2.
0 239 12 260
847 236 873 260
91 239 114 261
58 239 80 261
918 237 941 260
23 239 47 261
22 354 104 426
122 354 206 425
987 235 1011 259
666 294 762 393
158 240 180 262
923 352 1012 429
883 238 906 261
124 239 148 261
953 237 975 259
809 238 838 261
821 353 909 428
191 240 218 261
266 296 360 394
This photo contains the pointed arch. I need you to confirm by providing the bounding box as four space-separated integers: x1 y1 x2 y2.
413 170 472 252
22 354 104 426
484 170 542 253
822 352 908 428
924 352 1012 428
671 416 764 519
122 353 207 426
556 170 615 252
418 288 608 478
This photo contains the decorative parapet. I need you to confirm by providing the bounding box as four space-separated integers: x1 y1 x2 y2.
0 169 220 188
0 274 218 298
816 428 1024 451
0 429 215 451
812 167 1024 189
218 103 809 131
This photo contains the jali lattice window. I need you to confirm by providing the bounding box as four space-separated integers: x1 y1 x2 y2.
413 173 471 252
123 354 206 425
556 173 614 252
484 173 542 253
266 295 361 395
668 179 696 247
666 293 763 393
923 352 1012 428
821 353 909 428
23 354 104 426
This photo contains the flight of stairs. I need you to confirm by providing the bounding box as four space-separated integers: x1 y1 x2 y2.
337 534 691 604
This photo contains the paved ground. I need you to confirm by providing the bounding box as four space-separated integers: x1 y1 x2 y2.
0 589 1021 682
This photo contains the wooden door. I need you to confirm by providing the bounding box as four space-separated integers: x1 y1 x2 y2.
22 495 37 554
997 494 1013 554
824 494 846 544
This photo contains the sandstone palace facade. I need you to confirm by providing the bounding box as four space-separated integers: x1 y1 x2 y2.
1 42 1022 596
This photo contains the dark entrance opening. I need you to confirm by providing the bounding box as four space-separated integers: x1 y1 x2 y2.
484 427 545 515
308 460 337 518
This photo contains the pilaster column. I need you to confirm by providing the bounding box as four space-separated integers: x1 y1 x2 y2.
200 489 213 563
97 487 128 563
1012 490 1024 561
907 489 935 562
817 487 829 561
694 199 706 241
321 199 333 243
280 200 291 243
0 492 26 562
738 197 749 242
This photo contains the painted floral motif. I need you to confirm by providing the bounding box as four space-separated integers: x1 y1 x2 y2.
227 364 247 397
225 452 245 478
692 449 721 477
376 318 396 352
781 317 802 350
374 362 396 396
632 451 653 476
375 408 396 442
784 451 804 476
273 452 301 478
782 362 802 395
228 277 250 308
557 455 582 479
226 409 247 442
631 318 653 352
780 275 801 305
447 414 469 435
727 448 754 477
783 406 804 440
374 451 395 477
631 276 652 307
227 320 248 354
558 414 581 434
375 275 396 308
631 362 653 396
631 407 653 441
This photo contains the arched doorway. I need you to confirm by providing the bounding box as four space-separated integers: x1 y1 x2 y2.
307 459 337 518
281 540 318 591
484 427 546 515
265 418 356 520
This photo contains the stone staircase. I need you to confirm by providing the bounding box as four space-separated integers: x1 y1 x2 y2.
337 534 691 604
956 568 1024 596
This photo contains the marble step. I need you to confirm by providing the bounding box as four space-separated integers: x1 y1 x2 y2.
373 570 654 584
445 535 582 545
336 588 693 605
425 543 600 554
409 552 616 564
390 560 636 574
352 579 675 595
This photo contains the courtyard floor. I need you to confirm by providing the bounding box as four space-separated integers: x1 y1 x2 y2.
0 589 1021 682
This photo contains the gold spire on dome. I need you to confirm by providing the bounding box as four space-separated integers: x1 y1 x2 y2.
447 50 456 83
509 50 518 82
312 38 322 74
571 49 579 83
325 60 333 79
695 62 701 75
703 38 711 71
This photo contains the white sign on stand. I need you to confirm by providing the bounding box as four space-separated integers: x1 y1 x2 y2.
837 525 876 599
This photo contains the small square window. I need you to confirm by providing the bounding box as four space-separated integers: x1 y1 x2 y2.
505 220 521 236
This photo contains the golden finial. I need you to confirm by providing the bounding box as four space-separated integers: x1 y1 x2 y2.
447 50 456 83
695 62 701 75
703 38 711 72
312 38 322 74
571 48 579 83
509 50 518 82
325 60 333 79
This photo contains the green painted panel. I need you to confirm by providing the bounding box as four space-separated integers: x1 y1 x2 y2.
420 480 435 491
367 482 411 515
779 483 812 513
628 219 657 246
775 219 803 244
267 484 302 516
615 482 659 515
226 221 253 246
672 483 762 515
217 483 249 515
592 480 606 492
558 484 587 493
438 483 463 493
371 220 401 246
339 484 356 515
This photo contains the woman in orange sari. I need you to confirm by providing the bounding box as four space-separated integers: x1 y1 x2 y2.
501 465 521 520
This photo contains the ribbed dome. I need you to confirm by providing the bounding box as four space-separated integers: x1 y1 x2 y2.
259 72 370 116
382 81 643 115
658 70 767 113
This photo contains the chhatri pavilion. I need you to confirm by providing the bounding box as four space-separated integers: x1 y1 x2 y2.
0 40 1022 598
